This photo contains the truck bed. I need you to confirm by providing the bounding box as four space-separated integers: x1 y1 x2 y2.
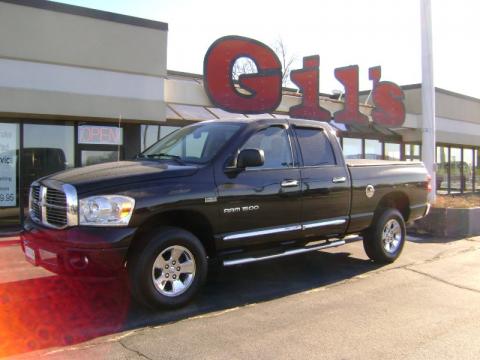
345 159 428 234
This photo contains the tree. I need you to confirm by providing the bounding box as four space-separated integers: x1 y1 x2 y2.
272 38 295 87
231 38 295 87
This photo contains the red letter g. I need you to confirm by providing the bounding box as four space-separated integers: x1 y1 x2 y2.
204 36 282 114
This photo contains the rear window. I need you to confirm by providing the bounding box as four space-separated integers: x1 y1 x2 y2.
294 127 336 166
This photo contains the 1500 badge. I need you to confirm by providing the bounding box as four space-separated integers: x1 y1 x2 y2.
224 205 260 214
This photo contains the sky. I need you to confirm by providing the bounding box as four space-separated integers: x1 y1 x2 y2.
54 0 480 98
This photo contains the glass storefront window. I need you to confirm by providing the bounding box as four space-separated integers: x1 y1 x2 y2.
0 123 20 227
159 126 179 139
405 144 421 161
23 123 74 205
463 148 474 193
365 139 382 160
141 125 159 151
450 147 462 194
385 143 401 160
342 138 362 159
436 146 449 194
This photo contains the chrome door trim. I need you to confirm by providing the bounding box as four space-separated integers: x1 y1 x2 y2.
222 217 348 241
223 224 302 241
302 218 346 230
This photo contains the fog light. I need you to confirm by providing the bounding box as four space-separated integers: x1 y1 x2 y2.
69 255 89 270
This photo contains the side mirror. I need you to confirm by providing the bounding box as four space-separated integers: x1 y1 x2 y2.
237 149 264 169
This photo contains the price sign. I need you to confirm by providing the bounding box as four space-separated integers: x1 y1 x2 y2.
0 123 17 207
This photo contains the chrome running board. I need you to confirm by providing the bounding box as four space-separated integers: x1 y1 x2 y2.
223 239 346 267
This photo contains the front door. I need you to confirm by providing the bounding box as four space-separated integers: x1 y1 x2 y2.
216 124 302 249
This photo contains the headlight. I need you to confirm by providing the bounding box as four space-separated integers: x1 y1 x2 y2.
79 195 135 226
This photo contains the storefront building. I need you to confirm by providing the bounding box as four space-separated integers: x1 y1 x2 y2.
0 0 479 232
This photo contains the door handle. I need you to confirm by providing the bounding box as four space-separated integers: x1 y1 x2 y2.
281 179 299 187
332 176 346 183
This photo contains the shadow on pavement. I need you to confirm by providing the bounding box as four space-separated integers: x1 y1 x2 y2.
0 246 382 357
406 231 468 244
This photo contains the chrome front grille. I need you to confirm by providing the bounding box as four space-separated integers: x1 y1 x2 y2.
29 182 78 229
46 188 67 207
30 185 41 221
45 188 67 227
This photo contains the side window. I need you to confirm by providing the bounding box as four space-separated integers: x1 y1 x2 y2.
240 126 293 169
294 127 336 166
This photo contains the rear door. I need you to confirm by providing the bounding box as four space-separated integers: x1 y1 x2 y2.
292 124 350 238
215 123 302 248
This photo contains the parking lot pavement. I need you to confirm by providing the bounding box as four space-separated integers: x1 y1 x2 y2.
3 235 480 359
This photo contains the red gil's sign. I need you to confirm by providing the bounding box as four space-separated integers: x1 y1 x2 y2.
204 36 405 127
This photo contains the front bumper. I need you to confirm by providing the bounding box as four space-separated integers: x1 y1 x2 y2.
21 219 136 278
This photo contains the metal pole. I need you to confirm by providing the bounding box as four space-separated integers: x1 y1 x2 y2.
420 0 436 203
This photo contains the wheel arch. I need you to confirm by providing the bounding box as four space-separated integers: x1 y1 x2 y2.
375 191 410 222
128 209 216 261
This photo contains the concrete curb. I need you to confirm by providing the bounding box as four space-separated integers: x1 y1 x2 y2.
410 207 480 238
0 236 21 246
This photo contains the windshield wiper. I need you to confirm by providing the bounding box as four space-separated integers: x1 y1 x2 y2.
142 153 186 165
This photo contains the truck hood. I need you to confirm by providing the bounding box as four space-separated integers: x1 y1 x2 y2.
44 160 199 194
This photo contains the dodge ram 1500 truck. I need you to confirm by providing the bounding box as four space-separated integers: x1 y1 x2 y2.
22 118 431 308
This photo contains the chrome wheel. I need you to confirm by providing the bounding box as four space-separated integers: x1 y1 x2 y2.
382 219 402 254
151 245 196 297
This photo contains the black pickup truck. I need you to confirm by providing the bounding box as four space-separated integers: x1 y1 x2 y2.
22 118 431 308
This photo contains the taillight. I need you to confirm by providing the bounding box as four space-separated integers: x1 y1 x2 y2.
426 174 432 192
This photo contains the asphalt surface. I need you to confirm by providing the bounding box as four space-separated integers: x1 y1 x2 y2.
2 235 480 359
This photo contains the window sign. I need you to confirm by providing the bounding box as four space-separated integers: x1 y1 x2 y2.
78 126 123 145
0 123 17 207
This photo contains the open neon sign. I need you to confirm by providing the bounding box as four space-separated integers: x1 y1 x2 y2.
204 35 405 127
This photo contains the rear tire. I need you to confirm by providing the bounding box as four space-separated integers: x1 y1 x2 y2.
362 208 406 263
128 227 207 309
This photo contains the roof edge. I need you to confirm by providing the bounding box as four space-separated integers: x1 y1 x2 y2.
0 0 168 31
361 83 480 103
435 87 480 104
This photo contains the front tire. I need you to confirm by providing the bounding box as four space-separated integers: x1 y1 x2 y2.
363 208 406 263
128 227 207 309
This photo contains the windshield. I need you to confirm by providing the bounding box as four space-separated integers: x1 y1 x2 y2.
141 122 242 164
